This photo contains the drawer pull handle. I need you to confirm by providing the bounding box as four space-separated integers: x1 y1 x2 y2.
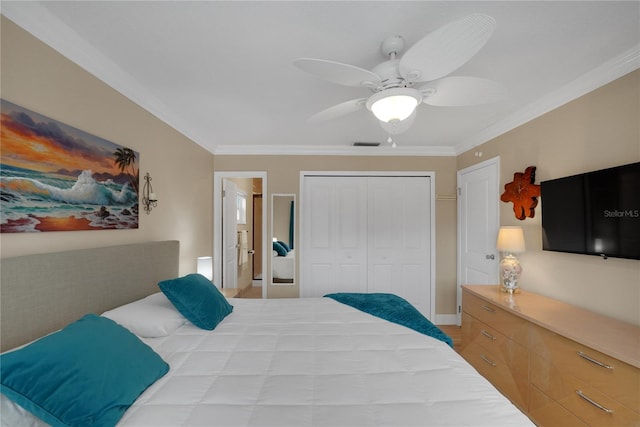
480 354 497 367
577 351 613 370
480 330 496 340
480 305 495 313
576 390 613 414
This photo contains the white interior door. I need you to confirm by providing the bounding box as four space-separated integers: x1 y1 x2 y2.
301 176 368 297
222 179 238 289
213 172 267 298
368 177 431 317
457 157 500 324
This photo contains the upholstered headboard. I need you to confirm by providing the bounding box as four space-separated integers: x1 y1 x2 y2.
1 240 180 351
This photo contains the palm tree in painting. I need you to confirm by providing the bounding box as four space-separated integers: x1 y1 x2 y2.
113 147 139 196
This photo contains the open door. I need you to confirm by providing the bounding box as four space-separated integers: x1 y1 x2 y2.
253 194 263 280
222 179 238 290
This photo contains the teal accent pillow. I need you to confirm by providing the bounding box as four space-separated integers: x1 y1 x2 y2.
0 314 169 427
273 241 288 256
277 240 291 252
158 273 233 330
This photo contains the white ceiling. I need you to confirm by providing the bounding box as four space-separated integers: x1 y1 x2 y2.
2 1 639 156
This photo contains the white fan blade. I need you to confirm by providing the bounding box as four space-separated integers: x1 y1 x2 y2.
420 76 506 106
399 13 496 83
294 58 381 88
379 110 417 135
308 98 367 123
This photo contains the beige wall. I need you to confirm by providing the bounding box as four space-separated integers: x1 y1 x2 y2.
0 17 214 275
214 156 459 314
458 70 640 326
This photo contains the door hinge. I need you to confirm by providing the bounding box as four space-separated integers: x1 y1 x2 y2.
222 189 226 197
458 305 461 313
457 187 461 196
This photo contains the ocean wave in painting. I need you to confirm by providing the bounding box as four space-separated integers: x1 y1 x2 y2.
3 170 135 206
1 166 138 232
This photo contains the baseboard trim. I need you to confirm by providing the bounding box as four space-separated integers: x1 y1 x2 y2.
434 314 458 325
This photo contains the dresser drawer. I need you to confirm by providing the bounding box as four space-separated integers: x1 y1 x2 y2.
460 331 529 411
529 384 587 427
462 290 529 346
531 352 640 426
530 325 640 413
461 311 508 351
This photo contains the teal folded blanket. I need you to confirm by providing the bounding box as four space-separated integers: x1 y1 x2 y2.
324 293 453 347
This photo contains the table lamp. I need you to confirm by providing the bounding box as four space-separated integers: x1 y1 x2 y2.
197 256 213 281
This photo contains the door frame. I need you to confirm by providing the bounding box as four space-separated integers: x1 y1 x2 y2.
300 171 436 320
213 171 267 298
456 156 500 324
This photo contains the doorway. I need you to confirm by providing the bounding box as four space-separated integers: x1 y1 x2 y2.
213 172 267 299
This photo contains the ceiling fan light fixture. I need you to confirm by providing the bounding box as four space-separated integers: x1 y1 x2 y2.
366 88 422 122
380 109 416 135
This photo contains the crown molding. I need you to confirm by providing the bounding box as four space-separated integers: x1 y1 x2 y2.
211 144 456 157
454 44 640 155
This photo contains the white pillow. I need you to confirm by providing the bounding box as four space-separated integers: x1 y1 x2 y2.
102 292 186 338
0 393 49 427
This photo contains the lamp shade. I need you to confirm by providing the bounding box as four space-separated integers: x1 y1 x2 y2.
366 88 422 123
496 226 526 253
196 256 213 281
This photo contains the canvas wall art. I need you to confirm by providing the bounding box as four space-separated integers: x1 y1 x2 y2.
1 99 139 232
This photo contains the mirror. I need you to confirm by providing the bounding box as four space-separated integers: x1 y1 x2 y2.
271 194 295 285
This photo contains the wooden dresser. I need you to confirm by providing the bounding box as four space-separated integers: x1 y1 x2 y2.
461 285 640 427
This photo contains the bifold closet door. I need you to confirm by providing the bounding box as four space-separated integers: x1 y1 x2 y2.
367 177 431 316
301 176 368 297
302 175 432 317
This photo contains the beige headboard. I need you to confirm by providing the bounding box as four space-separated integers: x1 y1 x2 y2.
0 240 180 351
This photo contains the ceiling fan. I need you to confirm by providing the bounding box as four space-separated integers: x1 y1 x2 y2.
293 13 506 135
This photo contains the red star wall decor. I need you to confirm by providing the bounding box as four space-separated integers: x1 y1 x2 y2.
501 166 541 220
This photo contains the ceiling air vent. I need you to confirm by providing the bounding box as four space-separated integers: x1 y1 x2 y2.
353 142 381 147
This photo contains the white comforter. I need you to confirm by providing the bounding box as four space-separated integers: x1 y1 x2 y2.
272 249 294 280
120 298 534 427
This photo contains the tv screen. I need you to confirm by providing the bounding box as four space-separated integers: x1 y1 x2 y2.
541 162 640 260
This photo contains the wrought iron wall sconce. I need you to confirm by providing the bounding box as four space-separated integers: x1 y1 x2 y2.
142 172 158 214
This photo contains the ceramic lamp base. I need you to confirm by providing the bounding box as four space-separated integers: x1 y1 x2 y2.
500 254 522 294
500 285 521 294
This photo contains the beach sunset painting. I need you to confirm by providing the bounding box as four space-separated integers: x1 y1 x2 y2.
1 99 139 232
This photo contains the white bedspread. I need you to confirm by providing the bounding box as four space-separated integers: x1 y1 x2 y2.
272 250 294 280
120 298 534 427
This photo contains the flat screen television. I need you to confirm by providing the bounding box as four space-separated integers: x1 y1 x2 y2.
541 162 640 260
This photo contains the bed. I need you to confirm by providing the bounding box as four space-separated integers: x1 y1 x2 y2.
0 241 535 427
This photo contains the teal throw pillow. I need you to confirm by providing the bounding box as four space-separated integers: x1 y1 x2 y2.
277 240 291 252
158 273 233 330
273 241 288 256
0 314 169 427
